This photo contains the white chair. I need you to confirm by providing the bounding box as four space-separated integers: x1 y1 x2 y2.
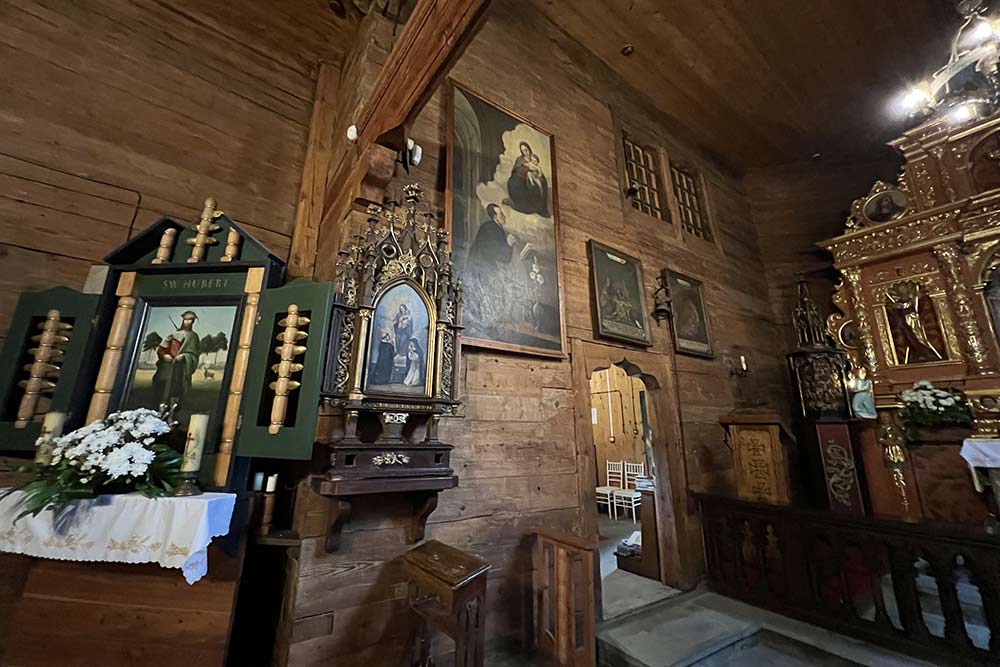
596 461 623 519
614 462 645 523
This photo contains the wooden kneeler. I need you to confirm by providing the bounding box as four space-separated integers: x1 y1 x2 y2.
403 540 491 667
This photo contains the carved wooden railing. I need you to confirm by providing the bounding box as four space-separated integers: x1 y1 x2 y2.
698 494 1000 666
533 530 598 667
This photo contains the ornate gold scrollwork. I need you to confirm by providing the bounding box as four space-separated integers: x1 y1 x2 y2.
934 243 991 372
843 268 879 375
966 389 1000 438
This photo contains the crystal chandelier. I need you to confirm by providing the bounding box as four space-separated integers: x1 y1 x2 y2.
897 0 1000 125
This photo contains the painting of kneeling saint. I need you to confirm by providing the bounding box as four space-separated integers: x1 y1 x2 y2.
366 283 432 396
124 304 238 424
448 82 565 357
588 241 651 346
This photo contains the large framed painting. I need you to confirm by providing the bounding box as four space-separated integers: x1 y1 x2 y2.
446 81 566 357
588 241 651 346
666 271 713 357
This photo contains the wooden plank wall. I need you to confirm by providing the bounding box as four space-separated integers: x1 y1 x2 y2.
281 2 793 664
744 158 899 350
0 0 353 342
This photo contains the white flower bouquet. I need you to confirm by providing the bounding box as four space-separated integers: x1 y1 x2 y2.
899 380 971 440
3 408 182 520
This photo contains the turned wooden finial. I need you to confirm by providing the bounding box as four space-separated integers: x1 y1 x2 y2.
187 196 221 263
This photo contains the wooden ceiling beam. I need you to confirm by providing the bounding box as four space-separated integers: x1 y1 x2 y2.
308 0 493 281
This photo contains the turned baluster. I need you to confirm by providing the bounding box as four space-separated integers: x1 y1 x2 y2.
927 551 974 654
888 541 931 643
268 304 308 434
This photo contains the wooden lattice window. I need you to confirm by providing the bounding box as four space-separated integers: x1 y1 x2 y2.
670 164 714 242
622 134 668 222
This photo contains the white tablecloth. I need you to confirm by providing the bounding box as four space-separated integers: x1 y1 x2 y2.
960 439 1000 468
0 490 236 584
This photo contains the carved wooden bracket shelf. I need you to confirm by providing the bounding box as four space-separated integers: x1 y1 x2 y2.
311 474 458 553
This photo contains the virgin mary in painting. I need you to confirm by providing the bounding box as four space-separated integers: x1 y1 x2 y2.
508 141 550 217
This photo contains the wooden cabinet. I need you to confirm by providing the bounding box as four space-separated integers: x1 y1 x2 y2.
721 411 794 505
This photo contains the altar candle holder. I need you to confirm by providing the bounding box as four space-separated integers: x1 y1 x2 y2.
175 413 209 497
34 411 66 465
258 473 278 536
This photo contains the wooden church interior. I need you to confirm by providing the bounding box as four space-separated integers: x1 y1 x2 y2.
4 0 1000 665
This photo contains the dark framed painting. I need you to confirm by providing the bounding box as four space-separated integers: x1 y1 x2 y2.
588 241 651 346
364 281 435 397
446 81 566 358
667 271 713 357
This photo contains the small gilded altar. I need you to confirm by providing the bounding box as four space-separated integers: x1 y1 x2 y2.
819 112 1000 523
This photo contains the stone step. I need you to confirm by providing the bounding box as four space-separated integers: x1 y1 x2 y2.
596 590 940 667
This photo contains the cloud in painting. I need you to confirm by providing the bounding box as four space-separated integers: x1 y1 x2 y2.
474 123 555 255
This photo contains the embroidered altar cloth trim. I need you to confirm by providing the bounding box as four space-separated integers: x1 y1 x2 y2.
0 490 236 585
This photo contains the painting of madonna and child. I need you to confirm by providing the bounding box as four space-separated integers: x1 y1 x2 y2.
365 283 432 396
448 83 565 357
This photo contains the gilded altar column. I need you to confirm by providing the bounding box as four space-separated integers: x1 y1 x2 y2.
933 242 992 374
843 267 880 376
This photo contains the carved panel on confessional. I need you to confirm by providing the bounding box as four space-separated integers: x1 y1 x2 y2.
968 130 1000 194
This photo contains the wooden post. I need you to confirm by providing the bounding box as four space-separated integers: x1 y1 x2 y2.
86 273 137 423
151 228 178 264
219 228 241 263
15 310 66 428
288 63 339 278
268 304 307 434
213 267 265 486
186 197 221 263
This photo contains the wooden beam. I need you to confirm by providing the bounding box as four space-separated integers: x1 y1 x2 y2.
288 63 339 278
314 0 493 282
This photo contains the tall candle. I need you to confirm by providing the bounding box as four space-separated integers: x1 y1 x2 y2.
182 414 209 473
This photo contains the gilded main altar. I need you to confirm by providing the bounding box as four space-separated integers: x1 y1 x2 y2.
820 114 1000 439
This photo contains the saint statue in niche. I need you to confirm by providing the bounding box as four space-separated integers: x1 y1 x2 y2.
884 281 944 365
846 366 877 419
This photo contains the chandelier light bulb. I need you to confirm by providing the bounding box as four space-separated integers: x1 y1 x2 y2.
967 18 996 45
949 102 978 123
899 86 932 114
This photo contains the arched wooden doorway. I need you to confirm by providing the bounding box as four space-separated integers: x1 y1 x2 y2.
570 339 699 592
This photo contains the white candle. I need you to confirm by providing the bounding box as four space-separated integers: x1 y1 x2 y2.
181 414 209 473
265 473 278 493
41 411 66 438
35 411 66 464
740 355 748 372
253 472 265 492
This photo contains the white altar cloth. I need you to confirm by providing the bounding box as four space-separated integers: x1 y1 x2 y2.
0 490 236 584
960 438 1000 468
